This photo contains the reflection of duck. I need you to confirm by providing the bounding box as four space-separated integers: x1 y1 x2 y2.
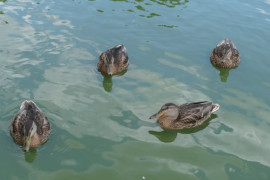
150 114 219 142
10 100 50 152
213 66 233 83
149 101 219 130
101 69 128 92
210 38 240 68
149 130 177 143
102 75 113 92
24 149 37 163
98 45 129 75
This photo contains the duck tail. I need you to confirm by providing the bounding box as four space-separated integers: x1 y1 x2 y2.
211 104 220 113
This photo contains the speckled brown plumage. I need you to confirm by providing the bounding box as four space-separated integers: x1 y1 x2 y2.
97 45 129 75
149 101 220 130
10 100 50 149
210 38 240 68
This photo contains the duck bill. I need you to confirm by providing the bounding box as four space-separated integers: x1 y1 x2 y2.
23 136 31 152
107 64 113 75
149 112 164 119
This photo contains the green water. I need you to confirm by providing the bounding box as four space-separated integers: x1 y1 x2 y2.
1 0 270 179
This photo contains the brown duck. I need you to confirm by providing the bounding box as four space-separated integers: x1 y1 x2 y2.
149 101 220 130
10 100 50 152
210 38 240 68
97 44 129 75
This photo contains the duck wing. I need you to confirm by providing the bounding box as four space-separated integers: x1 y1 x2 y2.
10 113 27 137
34 110 50 136
176 101 214 124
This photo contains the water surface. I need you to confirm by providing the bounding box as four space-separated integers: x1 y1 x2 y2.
0 0 270 179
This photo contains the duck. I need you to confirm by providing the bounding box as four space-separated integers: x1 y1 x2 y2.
10 100 50 152
210 38 240 68
97 44 129 75
149 101 219 130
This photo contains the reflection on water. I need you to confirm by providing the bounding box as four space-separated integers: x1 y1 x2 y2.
149 130 177 142
158 24 178 28
218 68 230 82
109 110 141 129
149 0 189 8
102 75 113 92
109 0 188 19
149 114 218 143
0 6 7 24
24 148 37 163
97 9 104 13
111 0 188 8
213 65 237 82
102 69 127 92
210 122 233 135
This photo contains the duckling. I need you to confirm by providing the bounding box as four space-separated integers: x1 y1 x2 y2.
97 45 129 75
10 100 50 152
210 38 240 68
149 101 219 130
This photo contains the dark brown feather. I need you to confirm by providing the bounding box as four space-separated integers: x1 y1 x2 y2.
210 38 240 68
97 45 129 75
10 101 50 148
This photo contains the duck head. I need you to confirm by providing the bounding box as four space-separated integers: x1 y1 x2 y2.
149 103 179 121
99 45 128 75
100 52 114 75
217 38 236 62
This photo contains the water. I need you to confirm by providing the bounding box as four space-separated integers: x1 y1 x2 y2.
0 0 270 179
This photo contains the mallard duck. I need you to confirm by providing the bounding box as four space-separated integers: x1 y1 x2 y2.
210 38 240 68
97 44 129 75
10 100 50 152
149 101 219 130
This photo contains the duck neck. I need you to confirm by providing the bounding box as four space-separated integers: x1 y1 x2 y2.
157 117 173 129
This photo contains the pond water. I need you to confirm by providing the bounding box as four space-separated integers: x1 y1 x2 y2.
0 0 270 179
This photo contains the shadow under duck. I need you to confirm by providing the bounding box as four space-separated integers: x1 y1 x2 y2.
210 38 240 68
10 100 50 152
149 101 219 130
97 44 129 75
